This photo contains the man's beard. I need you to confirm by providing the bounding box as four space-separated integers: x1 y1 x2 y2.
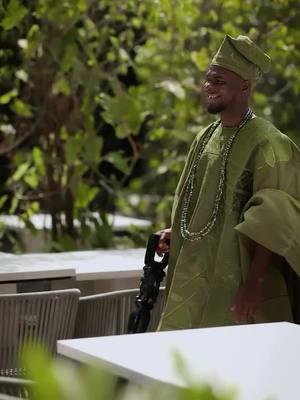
206 102 226 114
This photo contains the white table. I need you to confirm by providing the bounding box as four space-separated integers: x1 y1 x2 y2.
0 213 150 232
0 248 146 294
0 213 151 252
57 322 300 400
0 253 75 281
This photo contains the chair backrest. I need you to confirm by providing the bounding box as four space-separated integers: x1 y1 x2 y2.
74 287 165 338
0 377 33 399
0 289 80 377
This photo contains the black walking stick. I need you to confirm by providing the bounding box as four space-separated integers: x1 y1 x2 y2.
127 233 169 333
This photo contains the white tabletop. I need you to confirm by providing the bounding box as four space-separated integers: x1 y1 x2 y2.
0 253 76 281
0 213 150 232
57 322 300 400
0 248 145 282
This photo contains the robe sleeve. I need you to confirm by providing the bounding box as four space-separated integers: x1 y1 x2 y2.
234 135 300 274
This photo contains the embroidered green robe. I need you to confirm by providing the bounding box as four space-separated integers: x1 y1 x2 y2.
159 116 300 330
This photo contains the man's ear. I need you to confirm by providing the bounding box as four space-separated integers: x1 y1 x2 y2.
242 80 251 92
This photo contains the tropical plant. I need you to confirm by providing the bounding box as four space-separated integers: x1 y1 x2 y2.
0 0 299 251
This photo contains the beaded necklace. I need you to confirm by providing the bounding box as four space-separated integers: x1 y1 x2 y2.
180 108 253 241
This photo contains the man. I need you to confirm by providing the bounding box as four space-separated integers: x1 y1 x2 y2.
157 34 300 331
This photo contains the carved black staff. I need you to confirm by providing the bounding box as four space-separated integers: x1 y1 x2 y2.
127 233 169 334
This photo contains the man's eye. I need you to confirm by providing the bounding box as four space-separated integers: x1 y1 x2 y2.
205 79 226 85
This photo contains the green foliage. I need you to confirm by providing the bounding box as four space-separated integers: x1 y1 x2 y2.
1 0 28 30
21 345 236 400
100 91 147 138
0 0 299 249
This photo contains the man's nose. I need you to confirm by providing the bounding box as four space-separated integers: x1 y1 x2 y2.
204 81 213 92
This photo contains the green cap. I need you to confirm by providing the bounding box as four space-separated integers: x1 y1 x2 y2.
211 34 271 81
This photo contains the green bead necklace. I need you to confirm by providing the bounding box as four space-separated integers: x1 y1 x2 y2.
180 108 253 241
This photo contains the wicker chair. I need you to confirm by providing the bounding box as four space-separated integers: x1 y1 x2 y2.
0 377 33 399
0 289 80 377
74 287 165 338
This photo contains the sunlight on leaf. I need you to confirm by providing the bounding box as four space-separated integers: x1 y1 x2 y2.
1 0 28 30
0 89 18 104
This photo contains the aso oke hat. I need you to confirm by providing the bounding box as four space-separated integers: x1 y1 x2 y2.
211 34 271 81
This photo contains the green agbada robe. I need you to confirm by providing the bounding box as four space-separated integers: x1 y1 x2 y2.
159 116 300 331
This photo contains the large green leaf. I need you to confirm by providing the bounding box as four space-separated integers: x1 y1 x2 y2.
1 0 28 30
74 183 99 209
101 92 146 138
0 195 8 210
9 196 19 214
76 0 88 12
191 48 210 72
81 135 102 164
158 80 186 100
64 136 84 165
11 99 33 117
32 147 46 176
0 89 18 104
61 42 78 72
11 161 30 181
24 168 39 188
52 77 71 96
25 24 42 57
69 164 89 191
103 152 128 174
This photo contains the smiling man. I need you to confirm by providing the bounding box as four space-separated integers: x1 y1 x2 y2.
157 35 300 330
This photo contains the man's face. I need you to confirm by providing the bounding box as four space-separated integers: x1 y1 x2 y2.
204 65 246 114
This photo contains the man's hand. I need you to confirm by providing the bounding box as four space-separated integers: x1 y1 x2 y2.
231 243 272 323
156 227 171 255
231 279 263 323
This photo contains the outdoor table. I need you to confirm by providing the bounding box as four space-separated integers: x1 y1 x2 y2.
57 322 300 400
0 213 150 232
0 213 151 252
0 248 146 294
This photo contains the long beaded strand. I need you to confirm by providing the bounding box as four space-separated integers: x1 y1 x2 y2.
180 109 253 241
